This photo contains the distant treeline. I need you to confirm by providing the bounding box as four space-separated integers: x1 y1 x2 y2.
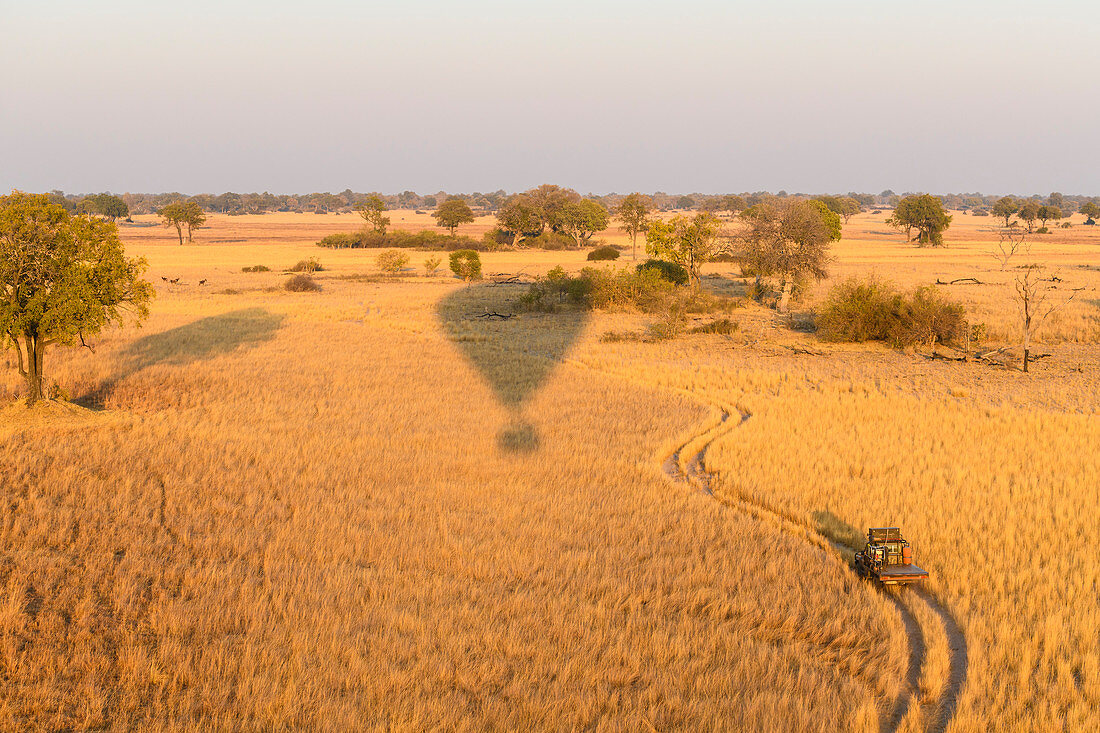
41 188 1100 218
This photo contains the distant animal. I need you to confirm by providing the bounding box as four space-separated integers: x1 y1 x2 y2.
170 278 180 284
161 276 168 282
199 279 207 285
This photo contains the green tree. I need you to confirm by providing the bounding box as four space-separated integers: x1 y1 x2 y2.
615 193 652 261
722 195 747 217
1079 201 1100 224
159 200 207 244
433 196 475 236
675 195 696 210
890 194 952 246
1017 200 1040 233
356 194 390 235
79 193 130 222
991 196 1018 227
645 212 724 286
527 185 580 232
497 194 543 248
558 199 609 248
1037 205 1062 228
0 192 153 405
739 198 835 313
1048 192 1064 210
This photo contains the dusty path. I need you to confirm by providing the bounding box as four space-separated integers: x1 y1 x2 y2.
663 405 968 733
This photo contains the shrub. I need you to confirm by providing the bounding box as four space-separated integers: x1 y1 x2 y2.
317 230 489 251
690 318 739 335
376 249 409 274
289 258 323 273
285 274 321 292
449 250 482 281
523 231 575 251
1036 226 1050 234
1060 222 1072 229
587 245 620 261
423 256 442 276
636 259 689 286
817 276 965 348
242 265 270 273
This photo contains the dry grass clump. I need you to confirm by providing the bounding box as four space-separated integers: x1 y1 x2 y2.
284 274 320 292
241 264 270 273
288 257 323 273
817 276 966 348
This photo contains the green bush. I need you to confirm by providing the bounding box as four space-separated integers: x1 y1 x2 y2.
522 231 575 251
636 259 689 286
242 264 270 273
449 250 482 281
587 245 621 261
316 233 362 248
1036 226 1050 234
289 258 323 273
317 229 488 251
285 274 321 292
817 276 965 348
376 249 410 274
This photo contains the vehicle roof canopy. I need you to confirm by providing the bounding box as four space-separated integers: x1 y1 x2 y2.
868 527 905 542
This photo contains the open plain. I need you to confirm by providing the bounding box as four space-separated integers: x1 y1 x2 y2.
2 211 1099 731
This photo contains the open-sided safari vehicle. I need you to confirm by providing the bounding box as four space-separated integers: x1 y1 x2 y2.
854 527 929 585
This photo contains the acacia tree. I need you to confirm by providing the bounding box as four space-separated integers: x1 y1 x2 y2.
615 193 651 261
645 212 724 286
990 196 1018 227
356 194 390 235
559 199 609 249
1037 205 1062 229
739 198 837 313
433 196 475 236
497 194 543 248
1079 201 1100 224
1017 200 1040 233
890 194 952 246
159 200 206 244
0 192 153 405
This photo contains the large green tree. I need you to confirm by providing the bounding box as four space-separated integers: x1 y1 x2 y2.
356 194 390 235
991 196 1018 227
645 212 724 286
159 200 207 244
1079 201 1100 224
1037 205 1062 228
496 194 544 248
558 199 609 248
1 192 153 405
433 196 475 236
1017 200 1040 233
890 194 952 246
739 198 837 313
615 193 652 260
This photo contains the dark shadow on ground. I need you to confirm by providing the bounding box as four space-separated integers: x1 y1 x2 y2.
76 308 284 407
436 284 587 452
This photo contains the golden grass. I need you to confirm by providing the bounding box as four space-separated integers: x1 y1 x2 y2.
1 210 1098 730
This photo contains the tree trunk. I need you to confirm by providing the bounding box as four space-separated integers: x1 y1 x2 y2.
1022 311 1032 373
631 232 637 261
777 278 793 313
23 334 44 405
175 223 184 245
513 232 524 249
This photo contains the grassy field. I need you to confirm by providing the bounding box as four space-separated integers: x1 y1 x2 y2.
1 210 1098 730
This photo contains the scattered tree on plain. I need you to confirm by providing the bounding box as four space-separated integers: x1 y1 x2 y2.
675 195 695 210
1017 200 1040 233
645 212 724 286
376 249 408 274
356 195 390 235
739 198 837 313
889 194 952 246
1037 205 1062 229
991 196 1018 227
433 197 475 236
1080 201 1100 224
449 249 481 281
497 195 544 248
558 199 609 248
1012 265 1078 372
78 193 130 222
0 191 153 405
159 200 207 244
615 193 652 261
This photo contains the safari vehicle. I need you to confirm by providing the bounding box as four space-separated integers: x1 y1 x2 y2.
853 527 929 585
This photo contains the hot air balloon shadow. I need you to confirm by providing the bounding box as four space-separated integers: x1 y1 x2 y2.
437 283 587 454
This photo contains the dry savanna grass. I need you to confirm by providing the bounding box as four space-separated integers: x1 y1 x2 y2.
1 210 1098 730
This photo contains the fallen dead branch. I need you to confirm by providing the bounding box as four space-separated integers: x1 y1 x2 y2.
474 312 515 320
935 277 984 285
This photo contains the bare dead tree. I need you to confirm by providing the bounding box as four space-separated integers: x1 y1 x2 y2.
1013 265 1079 373
991 229 1027 271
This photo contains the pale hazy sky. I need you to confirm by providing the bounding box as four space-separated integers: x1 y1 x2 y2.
2 0 1098 195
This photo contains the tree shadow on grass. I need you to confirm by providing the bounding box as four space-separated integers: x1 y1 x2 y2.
77 308 284 407
436 284 587 453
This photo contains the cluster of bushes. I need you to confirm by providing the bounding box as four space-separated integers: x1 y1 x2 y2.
317 230 495 251
289 258 323 273
816 276 966 348
242 264 270 273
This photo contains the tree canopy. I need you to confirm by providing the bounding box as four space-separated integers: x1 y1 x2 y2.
356 194 390 235
159 201 207 244
433 197 475 236
78 193 130 221
738 198 836 312
615 193 652 260
0 192 153 404
890 194 952 246
991 197 1018 227
496 195 545 247
645 212 724 286
1017 200 1040 232
558 199 609 248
